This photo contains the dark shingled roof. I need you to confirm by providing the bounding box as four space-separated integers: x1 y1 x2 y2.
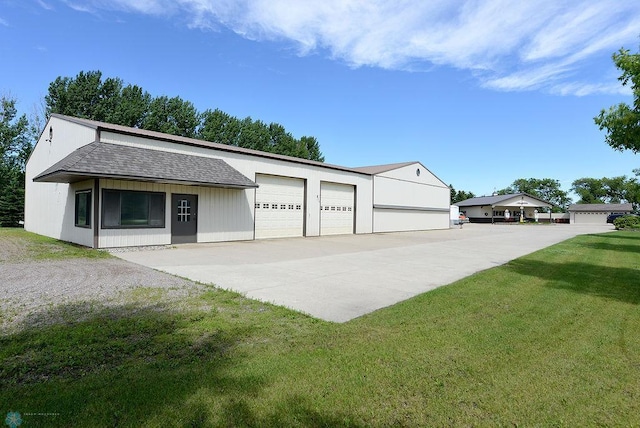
48 113 371 176
568 203 633 212
455 193 552 207
33 141 258 189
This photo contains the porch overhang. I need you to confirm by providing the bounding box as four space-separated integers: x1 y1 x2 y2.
33 141 258 189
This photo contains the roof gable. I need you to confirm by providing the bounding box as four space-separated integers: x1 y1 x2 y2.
456 193 552 208
352 162 417 175
352 161 448 187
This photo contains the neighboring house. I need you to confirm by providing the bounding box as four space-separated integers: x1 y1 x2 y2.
25 114 451 248
454 193 553 223
568 203 633 224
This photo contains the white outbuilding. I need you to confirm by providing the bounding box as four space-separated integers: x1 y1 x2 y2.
568 203 633 224
25 114 451 248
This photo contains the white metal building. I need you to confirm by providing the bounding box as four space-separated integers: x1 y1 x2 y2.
455 193 553 223
568 203 632 224
25 114 451 248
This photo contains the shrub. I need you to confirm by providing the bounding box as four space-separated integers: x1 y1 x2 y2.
613 215 640 230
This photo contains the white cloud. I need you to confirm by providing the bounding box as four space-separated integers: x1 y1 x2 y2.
550 81 631 97
0 17 8 27
70 0 640 95
36 0 55 11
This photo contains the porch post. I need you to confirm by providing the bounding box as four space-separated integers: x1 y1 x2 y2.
93 178 99 249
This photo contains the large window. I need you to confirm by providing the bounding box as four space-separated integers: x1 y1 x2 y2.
102 189 165 228
75 190 91 228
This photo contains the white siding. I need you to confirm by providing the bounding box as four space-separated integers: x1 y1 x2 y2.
25 117 97 244
26 120 452 248
374 209 450 232
67 181 95 247
98 179 254 248
374 176 450 208
101 131 374 237
371 163 450 233
378 163 447 187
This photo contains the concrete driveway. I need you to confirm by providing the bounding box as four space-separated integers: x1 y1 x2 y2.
115 223 613 322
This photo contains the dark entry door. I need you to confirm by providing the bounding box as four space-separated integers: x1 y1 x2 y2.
171 194 198 244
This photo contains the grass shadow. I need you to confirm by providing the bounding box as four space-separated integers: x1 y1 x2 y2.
218 396 366 427
0 298 352 427
579 242 640 254
505 259 640 305
0 301 263 426
587 232 640 241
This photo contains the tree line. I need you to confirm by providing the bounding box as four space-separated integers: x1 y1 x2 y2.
46 70 324 162
0 96 36 226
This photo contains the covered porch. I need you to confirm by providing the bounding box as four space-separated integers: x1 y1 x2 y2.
455 193 553 224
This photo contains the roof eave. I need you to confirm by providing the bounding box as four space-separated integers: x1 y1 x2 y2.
33 171 259 189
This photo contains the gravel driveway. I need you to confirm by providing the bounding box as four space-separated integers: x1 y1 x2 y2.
1 251 204 331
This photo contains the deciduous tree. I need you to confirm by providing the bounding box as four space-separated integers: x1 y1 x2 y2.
571 175 640 210
0 95 34 226
46 70 325 161
499 178 571 211
594 46 640 153
449 185 475 204
142 95 199 138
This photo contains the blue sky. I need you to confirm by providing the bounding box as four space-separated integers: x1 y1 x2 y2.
1 0 639 199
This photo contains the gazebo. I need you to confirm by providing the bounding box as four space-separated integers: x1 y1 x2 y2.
455 193 553 224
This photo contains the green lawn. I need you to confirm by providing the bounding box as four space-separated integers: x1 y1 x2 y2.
0 228 111 263
1 230 639 426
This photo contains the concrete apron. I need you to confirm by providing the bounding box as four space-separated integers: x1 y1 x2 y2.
114 223 614 322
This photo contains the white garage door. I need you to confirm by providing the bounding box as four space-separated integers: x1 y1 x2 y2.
574 212 607 224
255 174 305 239
320 182 354 235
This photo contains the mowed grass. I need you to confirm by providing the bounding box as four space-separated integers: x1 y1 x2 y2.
1 230 639 426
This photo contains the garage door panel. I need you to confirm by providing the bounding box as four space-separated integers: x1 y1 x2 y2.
574 212 608 224
320 182 354 235
255 175 304 239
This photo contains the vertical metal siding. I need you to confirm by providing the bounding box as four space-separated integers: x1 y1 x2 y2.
25 117 99 244
101 131 374 237
373 209 449 232
97 179 254 248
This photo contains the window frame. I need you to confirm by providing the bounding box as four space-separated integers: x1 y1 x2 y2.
74 189 92 228
101 189 166 229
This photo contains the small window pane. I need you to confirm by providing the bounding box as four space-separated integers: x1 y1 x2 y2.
149 193 165 226
103 190 120 227
75 191 91 227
